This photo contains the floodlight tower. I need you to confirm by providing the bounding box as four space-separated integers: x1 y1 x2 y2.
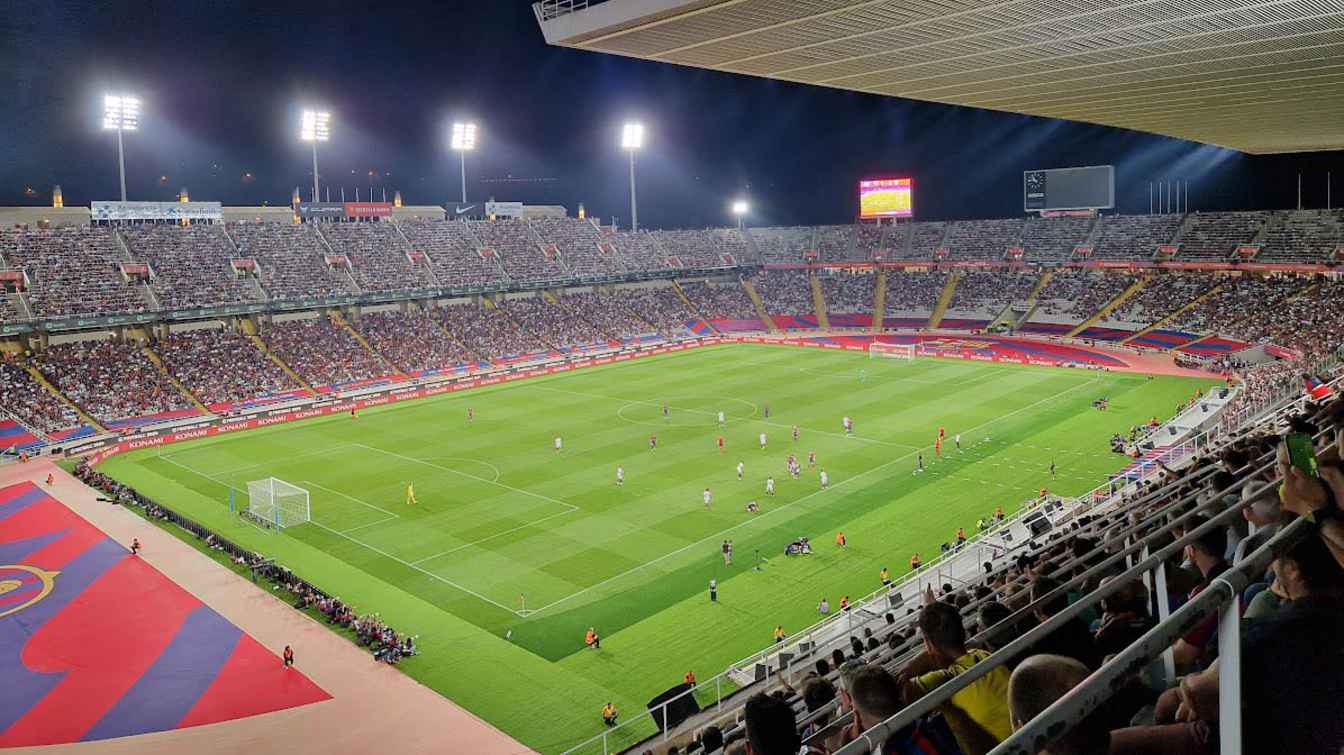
299 109 331 202
102 94 140 202
732 199 750 229
450 122 477 204
621 122 644 232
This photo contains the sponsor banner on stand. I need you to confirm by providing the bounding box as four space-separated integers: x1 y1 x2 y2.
91 201 224 222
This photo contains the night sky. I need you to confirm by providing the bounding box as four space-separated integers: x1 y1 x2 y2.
3 1 1342 228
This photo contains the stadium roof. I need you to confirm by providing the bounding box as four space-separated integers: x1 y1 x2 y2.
533 0 1344 155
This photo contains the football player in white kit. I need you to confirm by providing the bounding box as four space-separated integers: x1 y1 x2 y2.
765 476 776 496
616 465 624 486
703 487 712 508
819 469 830 489
554 436 563 453
736 461 744 480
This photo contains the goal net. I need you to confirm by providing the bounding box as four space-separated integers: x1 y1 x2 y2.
245 478 311 529
868 342 916 360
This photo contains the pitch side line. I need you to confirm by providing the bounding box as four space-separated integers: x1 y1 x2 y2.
529 384 922 451
305 520 526 616
520 376 1103 615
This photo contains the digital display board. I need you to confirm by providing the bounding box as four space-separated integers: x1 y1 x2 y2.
1023 165 1114 212
859 177 913 219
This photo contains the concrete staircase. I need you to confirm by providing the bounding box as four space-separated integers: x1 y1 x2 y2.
141 344 210 413
1066 276 1149 337
742 276 779 333
810 273 830 329
25 364 106 432
1121 284 1224 345
871 269 887 333
332 311 402 376
927 271 962 329
989 269 1053 332
249 334 316 395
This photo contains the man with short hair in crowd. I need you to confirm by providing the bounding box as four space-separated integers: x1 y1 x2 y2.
1008 654 1110 755
1171 517 1231 672
902 601 1014 754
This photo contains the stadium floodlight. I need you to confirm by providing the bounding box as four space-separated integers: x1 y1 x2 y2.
450 122 477 204
732 199 749 228
621 122 644 231
299 109 331 202
102 94 140 202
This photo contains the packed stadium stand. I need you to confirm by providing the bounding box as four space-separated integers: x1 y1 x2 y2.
260 317 390 387
1178 211 1268 260
1032 269 1134 319
353 309 476 374
749 226 812 263
530 218 615 276
156 327 299 407
946 271 1038 315
0 360 79 434
944 218 1023 259
470 220 568 281
120 225 260 309
607 286 695 338
317 221 433 292
1091 214 1183 259
1109 273 1213 326
606 230 668 271
6 226 147 319
398 219 504 286
884 271 947 314
1259 209 1343 262
817 272 875 315
33 339 194 425
430 300 531 361
907 221 948 259
229 223 358 300
1020 215 1094 262
754 270 813 315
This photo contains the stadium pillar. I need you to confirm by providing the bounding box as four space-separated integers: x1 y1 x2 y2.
311 141 320 204
459 149 468 203
628 150 638 232
116 128 128 202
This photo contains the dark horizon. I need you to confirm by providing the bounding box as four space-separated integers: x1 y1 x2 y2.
3 1 1343 229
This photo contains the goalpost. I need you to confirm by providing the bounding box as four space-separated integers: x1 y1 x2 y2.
245 478 311 529
868 342 917 361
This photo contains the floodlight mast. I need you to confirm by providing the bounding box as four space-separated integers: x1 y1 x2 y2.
300 109 331 202
102 94 140 202
732 199 749 229
622 122 644 231
451 122 477 204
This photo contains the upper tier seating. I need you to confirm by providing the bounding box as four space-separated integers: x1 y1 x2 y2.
470 220 567 281
944 218 1023 259
398 219 503 286
750 227 812 263
530 218 616 276
6 227 146 318
1179 211 1267 260
318 222 433 292
1092 214 1182 259
229 223 357 300
1259 209 1343 262
121 225 259 310
1021 216 1093 263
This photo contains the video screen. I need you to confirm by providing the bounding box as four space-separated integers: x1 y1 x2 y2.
859 177 913 219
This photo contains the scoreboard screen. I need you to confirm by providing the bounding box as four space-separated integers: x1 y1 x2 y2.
1023 165 1114 212
859 177 913 219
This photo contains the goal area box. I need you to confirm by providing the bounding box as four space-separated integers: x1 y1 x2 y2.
245 478 311 529
868 342 916 360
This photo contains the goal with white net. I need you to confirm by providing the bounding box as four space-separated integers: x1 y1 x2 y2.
245 478 311 529
868 342 916 360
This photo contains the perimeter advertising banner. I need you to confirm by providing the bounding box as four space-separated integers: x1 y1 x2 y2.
486 201 525 219
91 201 223 222
344 202 392 217
296 202 345 220
859 178 913 219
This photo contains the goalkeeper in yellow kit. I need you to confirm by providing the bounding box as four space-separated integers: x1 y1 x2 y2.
406 482 417 505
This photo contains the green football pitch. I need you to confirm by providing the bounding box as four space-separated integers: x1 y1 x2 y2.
99 343 1217 752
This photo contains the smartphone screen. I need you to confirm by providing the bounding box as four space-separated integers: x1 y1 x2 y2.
1285 432 1319 478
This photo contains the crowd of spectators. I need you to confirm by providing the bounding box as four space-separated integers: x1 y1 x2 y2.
1109 274 1213 325
470 220 568 281
650 230 731 268
121 225 259 310
607 230 669 271
682 280 759 320
815 226 855 262
34 338 193 422
1170 275 1309 334
908 221 948 259
229 223 357 300
554 291 643 341
398 219 505 286
291 584 417 665
353 309 476 373
497 295 604 348
818 273 876 315
319 221 434 292
884 272 947 313
261 317 389 387
754 271 814 315
1034 270 1134 317
6 226 147 319
431 300 535 361
0 358 79 433
531 218 616 276
947 271 1038 313
1260 209 1344 263
608 286 695 338
156 327 298 406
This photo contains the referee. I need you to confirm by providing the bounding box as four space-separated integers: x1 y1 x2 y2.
709 577 717 602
